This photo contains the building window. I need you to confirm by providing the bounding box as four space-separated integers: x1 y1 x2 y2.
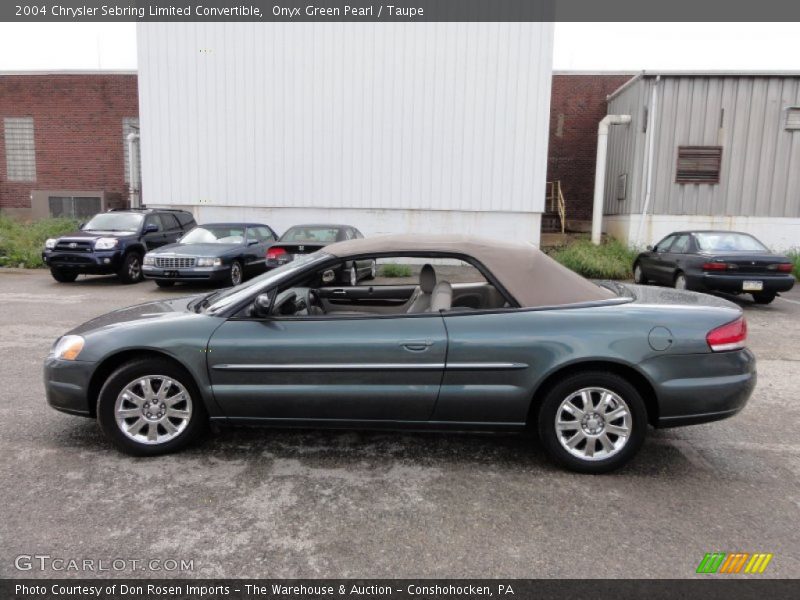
48 196 102 219
3 117 36 182
786 107 800 130
675 146 722 184
123 117 140 184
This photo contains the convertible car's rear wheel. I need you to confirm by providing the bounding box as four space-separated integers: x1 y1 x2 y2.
97 358 207 456
537 371 647 473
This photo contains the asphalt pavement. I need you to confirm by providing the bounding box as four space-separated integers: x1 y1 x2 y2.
0 270 798 578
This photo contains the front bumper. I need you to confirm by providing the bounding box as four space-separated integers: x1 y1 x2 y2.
43 356 94 417
42 250 123 273
688 272 795 294
143 265 231 283
642 348 756 427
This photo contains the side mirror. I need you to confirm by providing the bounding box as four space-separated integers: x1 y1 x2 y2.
321 269 336 284
646 245 653 251
78 222 86 230
251 291 275 318
143 223 159 234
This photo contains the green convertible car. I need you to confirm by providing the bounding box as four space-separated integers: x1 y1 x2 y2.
44 235 755 473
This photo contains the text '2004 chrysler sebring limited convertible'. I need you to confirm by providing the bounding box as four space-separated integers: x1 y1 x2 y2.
44 235 756 473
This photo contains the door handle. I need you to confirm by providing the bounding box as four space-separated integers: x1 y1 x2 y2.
401 340 433 352
331 289 347 295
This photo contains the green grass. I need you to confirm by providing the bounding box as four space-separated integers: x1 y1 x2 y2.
787 250 800 279
379 263 413 278
0 216 79 268
548 237 638 280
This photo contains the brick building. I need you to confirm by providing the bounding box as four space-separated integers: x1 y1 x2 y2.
0 71 138 220
546 72 635 231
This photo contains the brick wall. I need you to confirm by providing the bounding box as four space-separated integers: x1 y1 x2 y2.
547 73 634 225
0 73 138 216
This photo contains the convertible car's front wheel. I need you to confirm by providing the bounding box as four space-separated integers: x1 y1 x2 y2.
97 358 207 456
537 371 647 473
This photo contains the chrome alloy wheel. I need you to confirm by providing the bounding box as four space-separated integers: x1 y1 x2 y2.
370 260 377 279
555 387 632 461
128 255 141 281
114 376 193 445
350 265 358 286
230 262 243 286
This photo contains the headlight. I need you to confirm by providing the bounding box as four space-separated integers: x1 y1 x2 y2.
45 238 57 250
196 257 222 267
94 237 119 250
143 254 155 266
52 335 84 361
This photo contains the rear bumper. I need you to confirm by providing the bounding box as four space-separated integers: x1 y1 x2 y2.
143 265 231 283
641 348 756 428
43 356 94 417
42 250 122 273
687 272 795 294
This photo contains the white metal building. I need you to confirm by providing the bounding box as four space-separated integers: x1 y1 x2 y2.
136 23 554 244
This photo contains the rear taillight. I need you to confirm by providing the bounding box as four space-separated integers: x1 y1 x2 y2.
707 317 747 352
266 247 286 260
702 262 729 271
776 263 793 273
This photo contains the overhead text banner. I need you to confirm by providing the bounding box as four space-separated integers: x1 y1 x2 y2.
3 0 800 22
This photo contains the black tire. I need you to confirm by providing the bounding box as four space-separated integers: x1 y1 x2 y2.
228 260 243 287
155 280 175 288
633 262 648 284
537 371 648 474
117 251 143 284
50 268 78 283
363 260 377 281
96 358 208 457
752 292 776 304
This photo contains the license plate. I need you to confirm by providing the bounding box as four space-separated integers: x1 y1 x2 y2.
743 280 763 291
165 270 179 278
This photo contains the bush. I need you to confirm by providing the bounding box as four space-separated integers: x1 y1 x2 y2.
787 250 800 280
379 263 413 278
0 216 79 268
548 238 638 280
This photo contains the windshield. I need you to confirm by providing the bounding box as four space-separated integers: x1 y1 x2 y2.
204 251 331 314
83 213 144 232
695 232 768 253
281 226 341 243
181 225 245 244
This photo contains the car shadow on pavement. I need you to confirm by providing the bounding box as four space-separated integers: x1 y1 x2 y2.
52 418 693 478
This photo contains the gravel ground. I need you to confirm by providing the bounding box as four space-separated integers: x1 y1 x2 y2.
0 269 798 579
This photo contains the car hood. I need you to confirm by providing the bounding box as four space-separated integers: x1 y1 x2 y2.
57 229 136 240
67 295 199 335
147 243 241 257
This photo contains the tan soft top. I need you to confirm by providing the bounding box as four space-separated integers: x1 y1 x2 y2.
324 234 615 307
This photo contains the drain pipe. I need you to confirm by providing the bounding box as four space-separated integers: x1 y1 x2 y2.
636 75 661 246
592 114 632 245
126 132 140 208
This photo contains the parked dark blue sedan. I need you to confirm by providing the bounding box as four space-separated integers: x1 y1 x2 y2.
634 230 795 304
143 223 278 287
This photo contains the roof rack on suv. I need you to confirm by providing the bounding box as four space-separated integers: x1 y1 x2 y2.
106 207 192 213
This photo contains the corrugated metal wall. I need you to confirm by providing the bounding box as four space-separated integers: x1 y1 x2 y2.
606 75 800 218
137 23 553 215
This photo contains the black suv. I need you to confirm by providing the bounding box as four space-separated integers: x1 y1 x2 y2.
43 208 196 284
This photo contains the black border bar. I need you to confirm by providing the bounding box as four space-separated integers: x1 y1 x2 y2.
3 1 800 22
3 579 800 600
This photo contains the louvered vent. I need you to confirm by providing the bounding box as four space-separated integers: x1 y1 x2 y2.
786 107 800 130
676 146 722 184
